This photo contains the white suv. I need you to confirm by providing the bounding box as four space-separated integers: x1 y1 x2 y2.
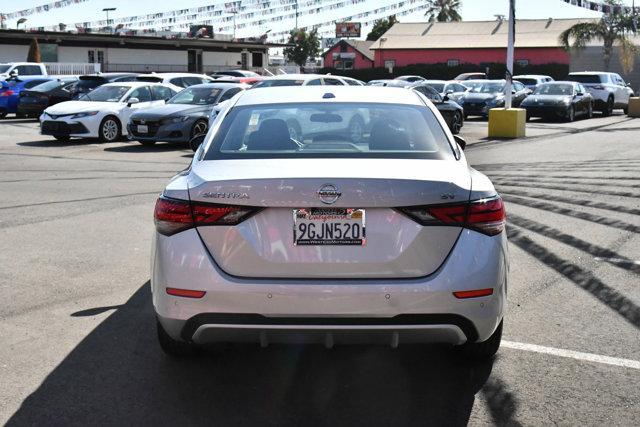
0 62 48 81
566 72 634 116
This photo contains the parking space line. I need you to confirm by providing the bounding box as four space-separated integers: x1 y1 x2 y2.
502 340 640 370
594 257 640 266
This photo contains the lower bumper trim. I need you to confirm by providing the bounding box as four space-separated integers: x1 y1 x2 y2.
181 313 479 344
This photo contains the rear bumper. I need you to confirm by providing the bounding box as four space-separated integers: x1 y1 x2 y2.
127 120 194 143
152 228 508 346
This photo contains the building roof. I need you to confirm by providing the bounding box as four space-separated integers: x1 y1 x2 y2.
370 18 599 50
323 39 375 61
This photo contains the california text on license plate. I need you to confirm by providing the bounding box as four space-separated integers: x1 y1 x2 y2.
137 125 148 133
293 208 366 246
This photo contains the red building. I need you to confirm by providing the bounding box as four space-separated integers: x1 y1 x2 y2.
323 39 374 70
370 18 596 70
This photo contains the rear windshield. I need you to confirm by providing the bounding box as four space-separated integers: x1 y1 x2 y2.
534 84 574 95
567 74 603 84
30 80 66 92
136 76 163 83
426 83 445 92
515 78 538 86
253 79 305 88
204 102 453 160
76 77 105 91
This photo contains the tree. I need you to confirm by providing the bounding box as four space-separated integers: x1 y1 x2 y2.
559 1 638 73
284 28 320 67
366 15 398 41
424 0 462 23
27 38 42 63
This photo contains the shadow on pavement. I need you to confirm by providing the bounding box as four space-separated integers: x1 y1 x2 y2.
17 139 94 147
6 282 506 426
104 143 188 153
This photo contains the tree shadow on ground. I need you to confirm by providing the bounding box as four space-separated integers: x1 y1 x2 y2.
6 282 515 426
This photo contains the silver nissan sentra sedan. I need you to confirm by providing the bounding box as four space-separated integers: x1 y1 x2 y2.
151 86 508 359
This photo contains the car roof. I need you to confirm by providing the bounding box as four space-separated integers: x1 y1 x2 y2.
188 82 250 90
259 74 326 81
513 74 550 79
137 72 209 78
15 76 54 81
422 80 448 84
541 81 577 85
234 86 423 106
568 71 610 75
102 81 165 88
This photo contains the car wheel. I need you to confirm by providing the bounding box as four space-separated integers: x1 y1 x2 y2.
189 134 206 152
348 116 365 143
587 102 593 119
286 119 302 141
623 106 629 115
450 111 462 134
99 116 121 142
157 320 198 357
54 135 71 142
566 106 575 122
15 112 26 119
602 96 614 116
191 119 208 139
138 140 156 147
0 110 6 119
456 320 503 360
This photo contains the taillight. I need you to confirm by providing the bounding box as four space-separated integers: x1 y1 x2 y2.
154 196 259 236
0 90 15 97
398 195 506 236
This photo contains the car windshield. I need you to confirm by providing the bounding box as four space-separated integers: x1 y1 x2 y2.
534 84 574 95
567 74 602 84
253 79 305 88
82 85 129 102
471 82 504 93
168 87 222 105
204 102 453 160
0 65 11 73
426 83 445 92
31 80 65 91
516 78 538 86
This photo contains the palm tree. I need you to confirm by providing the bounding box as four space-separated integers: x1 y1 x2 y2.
559 2 638 73
424 0 462 23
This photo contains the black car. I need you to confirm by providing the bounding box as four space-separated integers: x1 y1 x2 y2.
411 83 464 134
73 73 139 99
128 83 247 147
17 77 79 117
520 81 594 122
458 79 530 118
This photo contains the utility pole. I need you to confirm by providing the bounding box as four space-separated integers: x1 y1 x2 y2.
102 7 116 34
505 0 515 109
230 8 238 38
294 0 298 29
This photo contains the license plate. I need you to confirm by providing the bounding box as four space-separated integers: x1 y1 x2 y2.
293 208 365 246
137 125 149 133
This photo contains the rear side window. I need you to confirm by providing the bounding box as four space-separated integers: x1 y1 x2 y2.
219 88 242 102
152 86 175 101
204 102 453 160
344 79 361 86
323 78 345 86
306 79 322 86
183 77 206 87
128 86 152 102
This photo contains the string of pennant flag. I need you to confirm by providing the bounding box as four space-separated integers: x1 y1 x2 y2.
560 0 638 14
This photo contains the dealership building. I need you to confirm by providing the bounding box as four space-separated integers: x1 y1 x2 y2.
322 39 375 71
364 18 640 88
0 29 288 74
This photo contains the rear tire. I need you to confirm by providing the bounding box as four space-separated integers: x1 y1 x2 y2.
157 320 198 357
565 106 575 122
0 111 6 119
457 320 503 360
587 102 593 119
602 96 614 117
623 106 629 115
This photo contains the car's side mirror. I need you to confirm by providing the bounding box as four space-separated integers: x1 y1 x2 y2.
9 69 18 77
127 97 140 106
576 92 583 96
442 94 450 102
454 135 466 151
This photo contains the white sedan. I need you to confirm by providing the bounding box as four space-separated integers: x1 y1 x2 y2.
40 82 177 142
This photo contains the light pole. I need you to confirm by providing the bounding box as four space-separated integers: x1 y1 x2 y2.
17 18 27 29
102 7 116 33
229 8 238 39
504 0 515 109
294 0 298 29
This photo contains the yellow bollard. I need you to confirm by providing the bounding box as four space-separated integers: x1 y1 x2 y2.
488 108 526 138
627 97 640 117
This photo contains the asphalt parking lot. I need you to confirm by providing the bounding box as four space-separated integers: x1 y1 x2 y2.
1 113 638 426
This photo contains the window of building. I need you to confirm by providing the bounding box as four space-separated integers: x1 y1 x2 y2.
516 59 529 67
40 43 58 62
97 50 105 65
384 60 395 73
333 60 343 69
343 60 354 70
88 50 95 63
447 59 460 67
340 44 348 53
252 52 263 68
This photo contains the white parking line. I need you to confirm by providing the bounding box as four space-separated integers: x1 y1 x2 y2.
502 340 640 370
594 257 640 266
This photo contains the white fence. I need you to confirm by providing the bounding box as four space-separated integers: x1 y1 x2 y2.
45 63 101 76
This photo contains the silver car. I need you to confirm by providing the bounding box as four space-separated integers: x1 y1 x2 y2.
152 86 508 359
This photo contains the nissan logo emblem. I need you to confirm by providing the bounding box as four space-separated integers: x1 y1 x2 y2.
317 184 341 205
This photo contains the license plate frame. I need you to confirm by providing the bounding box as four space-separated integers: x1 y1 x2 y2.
137 124 149 133
293 208 366 246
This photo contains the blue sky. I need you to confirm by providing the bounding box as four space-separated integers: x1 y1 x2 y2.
2 0 608 38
